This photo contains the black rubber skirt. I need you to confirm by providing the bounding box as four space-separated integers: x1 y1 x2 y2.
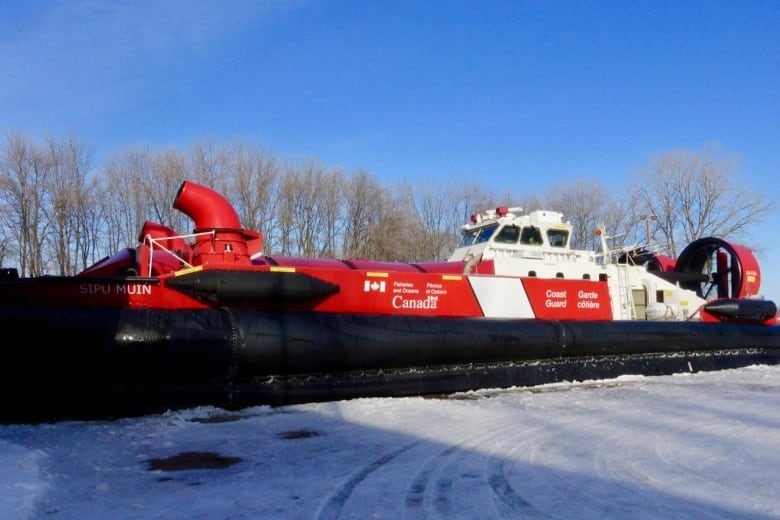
2 308 779 421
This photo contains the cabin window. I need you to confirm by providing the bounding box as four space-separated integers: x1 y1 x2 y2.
474 224 498 244
547 228 569 247
458 229 479 247
494 225 520 244
520 226 543 245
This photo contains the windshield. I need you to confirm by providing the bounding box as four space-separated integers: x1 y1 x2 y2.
459 224 498 247
475 224 498 244
458 229 479 247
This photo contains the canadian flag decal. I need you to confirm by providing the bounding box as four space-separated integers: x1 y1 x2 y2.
363 280 386 292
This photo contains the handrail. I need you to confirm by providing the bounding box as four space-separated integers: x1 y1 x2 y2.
143 230 215 274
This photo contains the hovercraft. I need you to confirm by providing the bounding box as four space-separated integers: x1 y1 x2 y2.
1 180 778 421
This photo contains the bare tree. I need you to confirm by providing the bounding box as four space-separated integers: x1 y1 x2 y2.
147 149 190 232
402 181 452 260
506 193 545 214
0 153 15 268
632 147 774 257
100 149 157 252
99 142 286 256
457 182 499 221
340 178 419 262
373 191 420 261
317 168 344 258
275 172 295 257
0 133 52 276
599 193 641 253
218 141 282 256
188 139 230 196
223 142 279 229
44 135 96 275
277 161 330 257
397 179 495 261
341 170 388 259
15 131 774 281
0 224 9 267
452 181 507 257
545 179 614 251
74 176 106 271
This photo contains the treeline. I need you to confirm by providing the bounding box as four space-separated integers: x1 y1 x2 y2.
0 133 772 276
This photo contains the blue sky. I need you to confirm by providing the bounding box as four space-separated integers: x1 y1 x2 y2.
1 1 779 298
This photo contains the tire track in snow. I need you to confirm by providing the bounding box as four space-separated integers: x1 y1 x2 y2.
404 422 546 519
483 409 619 518
521 409 645 517
486 457 549 519
483 422 554 519
315 442 418 520
404 426 512 519
494 390 747 518
403 443 460 518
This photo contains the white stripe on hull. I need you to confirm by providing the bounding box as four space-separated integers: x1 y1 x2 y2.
468 276 535 318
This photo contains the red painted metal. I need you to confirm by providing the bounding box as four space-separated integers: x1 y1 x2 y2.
173 180 242 230
76 249 136 278
135 221 189 276
259 256 354 270
138 221 186 250
522 278 612 319
648 254 675 272
730 243 761 297
172 180 263 266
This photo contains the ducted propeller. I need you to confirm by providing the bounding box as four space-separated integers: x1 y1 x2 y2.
674 237 761 299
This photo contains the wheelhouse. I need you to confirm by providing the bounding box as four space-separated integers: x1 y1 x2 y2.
449 208 573 262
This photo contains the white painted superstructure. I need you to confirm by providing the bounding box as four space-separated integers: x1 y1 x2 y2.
449 206 708 321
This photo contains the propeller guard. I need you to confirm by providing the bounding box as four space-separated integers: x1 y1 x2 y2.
674 237 761 299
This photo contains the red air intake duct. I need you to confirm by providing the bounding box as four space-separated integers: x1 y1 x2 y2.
174 181 242 230
173 180 261 266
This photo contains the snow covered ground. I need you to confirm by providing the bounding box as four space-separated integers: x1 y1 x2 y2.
3 365 780 519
